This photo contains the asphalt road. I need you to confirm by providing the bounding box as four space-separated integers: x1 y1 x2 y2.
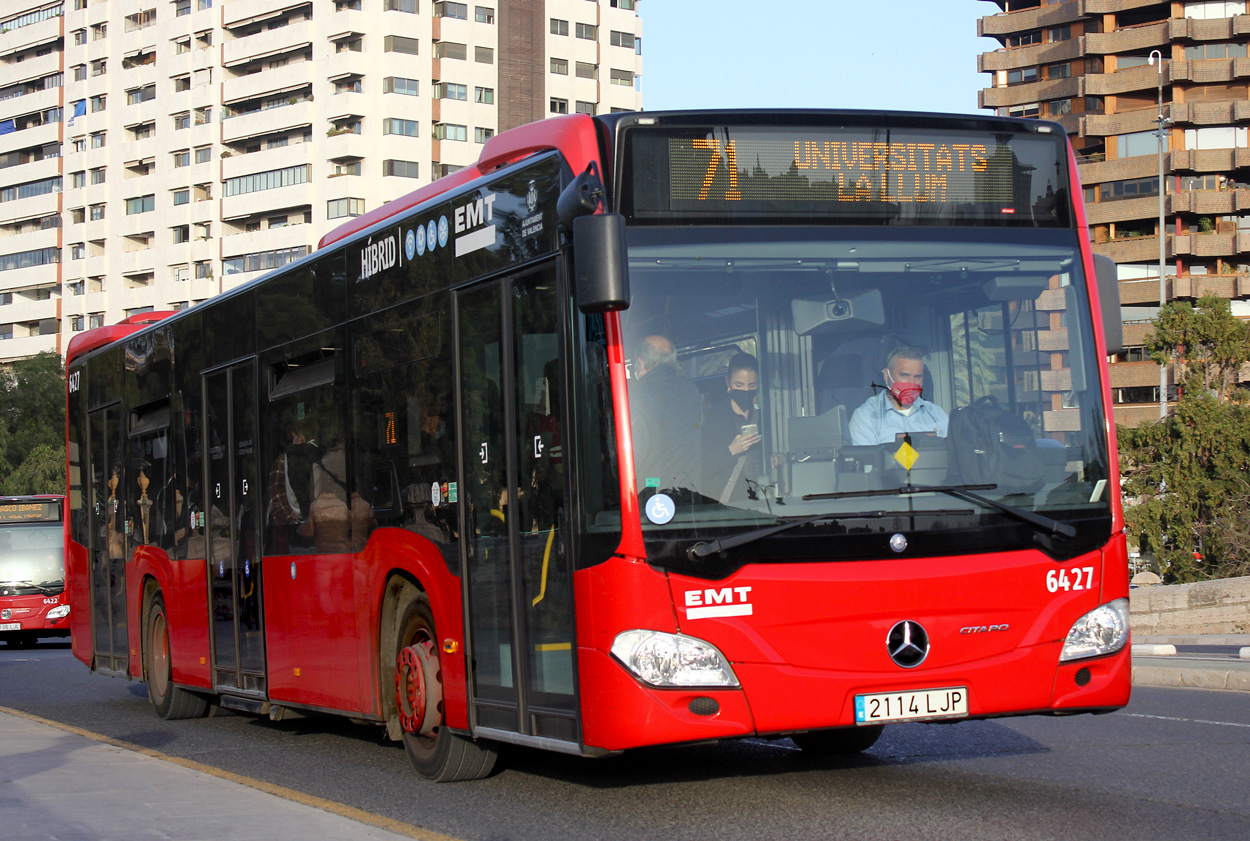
2 641 1248 841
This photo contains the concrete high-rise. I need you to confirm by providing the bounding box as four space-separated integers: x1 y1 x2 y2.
977 0 1250 426
0 0 643 362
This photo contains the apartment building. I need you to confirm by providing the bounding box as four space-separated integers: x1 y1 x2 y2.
977 0 1250 426
0 0 643 363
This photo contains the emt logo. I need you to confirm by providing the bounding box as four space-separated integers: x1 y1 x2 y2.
684 586 753 620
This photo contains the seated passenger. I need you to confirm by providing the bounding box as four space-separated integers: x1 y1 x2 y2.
629 335 702 493
702 352 764 504
849 346 949 446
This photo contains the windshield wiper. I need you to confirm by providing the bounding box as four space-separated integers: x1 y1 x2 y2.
687 511 875 560
805 483 1076 539
0 580 60 595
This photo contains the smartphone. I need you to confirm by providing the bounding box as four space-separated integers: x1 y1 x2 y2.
741 423 759 437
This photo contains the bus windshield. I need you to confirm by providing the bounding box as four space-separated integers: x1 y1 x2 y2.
0 523 65 592
590 225 1111 573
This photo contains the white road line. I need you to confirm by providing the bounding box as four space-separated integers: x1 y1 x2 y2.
1122 713 1250 729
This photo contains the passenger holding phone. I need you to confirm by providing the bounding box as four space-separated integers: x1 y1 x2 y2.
702 352 765 504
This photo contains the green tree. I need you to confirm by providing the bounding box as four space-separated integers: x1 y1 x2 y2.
1119 295 1250 582
0 351 66 495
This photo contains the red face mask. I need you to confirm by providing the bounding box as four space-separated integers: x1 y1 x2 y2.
885 371 922 407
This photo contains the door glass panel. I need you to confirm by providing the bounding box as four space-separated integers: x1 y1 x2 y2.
459 283 516 713
89 407 127 670
204 369 237 682
233 364 264 679
512 270 574 715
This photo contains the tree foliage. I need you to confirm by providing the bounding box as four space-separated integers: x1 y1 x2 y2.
0 351 66 495
1119 295 1250 582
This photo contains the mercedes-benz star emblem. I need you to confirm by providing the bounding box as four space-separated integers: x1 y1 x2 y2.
887 620 930 668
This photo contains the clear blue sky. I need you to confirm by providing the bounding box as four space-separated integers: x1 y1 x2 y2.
639 1 999 116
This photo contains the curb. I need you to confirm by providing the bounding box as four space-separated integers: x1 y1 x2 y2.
1132 664 1250 693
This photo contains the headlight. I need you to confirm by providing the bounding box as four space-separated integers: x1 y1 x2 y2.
46 605 71 620
611 629 739 688
1060 598 1129 662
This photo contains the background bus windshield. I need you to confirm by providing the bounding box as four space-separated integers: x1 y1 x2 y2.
592 226 1111 573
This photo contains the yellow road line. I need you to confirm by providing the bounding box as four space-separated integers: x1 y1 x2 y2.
0 704 464 841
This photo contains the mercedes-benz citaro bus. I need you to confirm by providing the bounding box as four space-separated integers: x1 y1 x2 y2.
65 110 1130 781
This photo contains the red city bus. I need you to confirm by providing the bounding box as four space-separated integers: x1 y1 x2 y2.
0 495 71 648
65 110 1130 781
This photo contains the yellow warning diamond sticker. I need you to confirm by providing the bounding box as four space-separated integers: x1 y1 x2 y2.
893 440 920 471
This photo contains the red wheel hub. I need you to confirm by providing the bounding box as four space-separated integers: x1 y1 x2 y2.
396 633 443 737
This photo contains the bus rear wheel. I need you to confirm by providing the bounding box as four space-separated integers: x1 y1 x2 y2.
790 725 884 755
395 595 497 782
145 592 209 720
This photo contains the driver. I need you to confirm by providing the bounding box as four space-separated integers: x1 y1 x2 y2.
848 346 948 446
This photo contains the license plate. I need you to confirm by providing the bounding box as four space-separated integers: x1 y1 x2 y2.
0 622 20 631
854 686 968 724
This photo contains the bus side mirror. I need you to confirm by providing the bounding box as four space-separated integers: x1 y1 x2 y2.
572 213 630 313
1093 255 1123 357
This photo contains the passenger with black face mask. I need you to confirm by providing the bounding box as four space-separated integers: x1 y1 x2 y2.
702 352 765 504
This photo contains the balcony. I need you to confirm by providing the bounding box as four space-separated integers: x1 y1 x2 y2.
1170 57 1250 84
1 295 59 325
977 1 1082 38
1085 0 1164 13
1170 146 1250 173
1081 63 1171 97
222 224 311 259
222 100 313 144
222 63 312 106
1110 360 1167 389
1094 234 1167 263
224 0 312 31
979 77 1079 109
0 190 61 228
2 225 59 259
325 130 368 162
222 144 310 181
0 261 59 293
1085 195 1160 227
1084 106 1169 138
0 334 58 363
1086 22 1168 56
0 13 61 59
1170 188 1250 216
221 182 310 221
222 19 313 68
1110 403 1168 428
1171 99 1250 127
118 247 155 277
0 119 60 158
1169 15 1238 42
979 38 1085 73
1171 231 1237 257
4 50 61 87
1118 277 1170 306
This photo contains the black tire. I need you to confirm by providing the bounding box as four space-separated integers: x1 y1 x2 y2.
394 595 497 782
145 592 210 720
791 725 884 755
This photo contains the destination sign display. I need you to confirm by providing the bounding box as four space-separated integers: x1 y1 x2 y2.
0 499 61 524
622 123 1070 227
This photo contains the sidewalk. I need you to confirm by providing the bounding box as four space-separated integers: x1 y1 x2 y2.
0 707 451 841
1131 634 1250 693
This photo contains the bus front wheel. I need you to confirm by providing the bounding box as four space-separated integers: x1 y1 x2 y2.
144 592 210 720
394 595 497 782
790 725 884 755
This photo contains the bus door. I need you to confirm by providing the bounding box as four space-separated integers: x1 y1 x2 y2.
203 360 266 695
87 404 127 674
455 263 579 747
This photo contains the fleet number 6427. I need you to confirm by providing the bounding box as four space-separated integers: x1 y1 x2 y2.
1046 567 1095 593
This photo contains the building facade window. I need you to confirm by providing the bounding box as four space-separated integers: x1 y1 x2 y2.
551 18 568 35
550 97 568 114
126 195 156 215
327 198 364 219
383 118 419 136
383 159 420 178
384 77 420 96
224 164 310 197
385 35 419 54
476 6 494 23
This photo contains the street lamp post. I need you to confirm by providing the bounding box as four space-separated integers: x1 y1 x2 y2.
1149 49 1168 420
